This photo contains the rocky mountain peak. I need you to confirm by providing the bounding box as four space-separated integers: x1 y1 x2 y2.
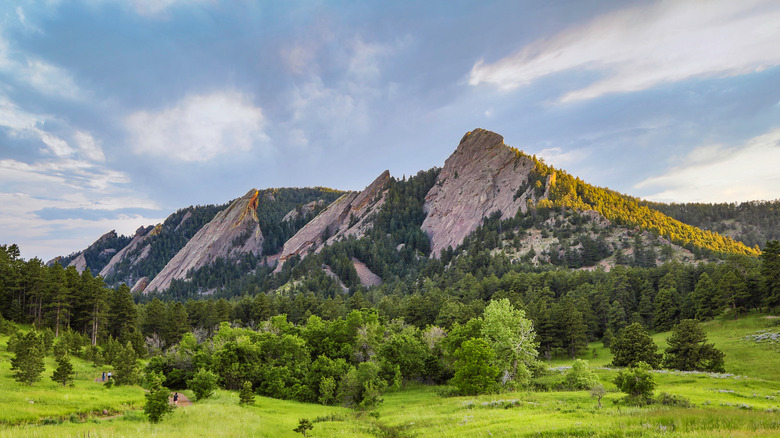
143 188 264 293
421 128 536 256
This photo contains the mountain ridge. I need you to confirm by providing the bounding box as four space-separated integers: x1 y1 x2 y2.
56 129 763 295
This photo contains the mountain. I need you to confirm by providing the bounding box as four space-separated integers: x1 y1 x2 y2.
58 128 763 296
144 189 265 293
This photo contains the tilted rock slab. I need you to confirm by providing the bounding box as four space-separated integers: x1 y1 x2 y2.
144 189 264 293
274 170 390 271
421 128 536 257
99 225 156 279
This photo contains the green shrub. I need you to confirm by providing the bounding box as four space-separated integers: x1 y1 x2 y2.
614 361 655 404
656 392 693 408
188 368 219 401
144 387 174 423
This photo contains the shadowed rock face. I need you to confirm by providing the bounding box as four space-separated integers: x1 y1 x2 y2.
421 129 535 257
144 189 264 293
99 225 155 279
274 170 390 271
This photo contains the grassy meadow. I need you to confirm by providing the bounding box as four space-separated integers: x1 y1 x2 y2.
1 314 779 437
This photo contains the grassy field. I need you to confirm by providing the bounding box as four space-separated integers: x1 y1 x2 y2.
1 313 779 437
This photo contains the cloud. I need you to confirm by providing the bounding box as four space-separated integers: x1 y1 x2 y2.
128 0 210 17
285 36 404 150
635 129 780 203
0 33 81 100
0 192 165 261
126 91 268 162
469 0 780 102
537 147 589 168
73 131 105 162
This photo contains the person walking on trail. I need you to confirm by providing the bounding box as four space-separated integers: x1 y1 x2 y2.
107 371 112 380
102 371 106 382
173 392 179 406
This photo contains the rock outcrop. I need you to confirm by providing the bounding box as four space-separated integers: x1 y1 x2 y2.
352 257 382 287
68 252 88 273
282 200 325 223
421 129 536 256
144 189 264 293
275 170 390 270
99 225 155 279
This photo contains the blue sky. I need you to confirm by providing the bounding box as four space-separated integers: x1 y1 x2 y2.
1 0 779 261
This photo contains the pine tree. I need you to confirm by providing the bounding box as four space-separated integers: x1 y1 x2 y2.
663 319 725 372
51 351 75 386
239 380 255 405
610 323 661 368
653 287 680 331
108 284 137 339
10 330 45 385
113 341 139 385
692 272 718 320
761 240 780 310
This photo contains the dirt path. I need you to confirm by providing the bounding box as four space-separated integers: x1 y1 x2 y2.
170 392 192 407
92 375 192 420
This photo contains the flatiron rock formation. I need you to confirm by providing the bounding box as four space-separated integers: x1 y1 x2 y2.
145 189 264 293
421 129 536 256
275 170 390 270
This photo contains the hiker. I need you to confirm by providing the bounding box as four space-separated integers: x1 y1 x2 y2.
173 392 179 406
102 371 106 382
107 371 112 380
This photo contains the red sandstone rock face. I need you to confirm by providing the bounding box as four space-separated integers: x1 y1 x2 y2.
274 170 390 271
144 189 264 293
421 129 536 257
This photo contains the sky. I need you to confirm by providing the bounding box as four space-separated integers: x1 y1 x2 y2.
1 0 779 261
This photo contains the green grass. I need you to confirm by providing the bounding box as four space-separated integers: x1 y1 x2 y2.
0 335 145 425
1 314 779 437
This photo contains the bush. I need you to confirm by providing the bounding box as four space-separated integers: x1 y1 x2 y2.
450 338 499 396
144 387 174 423
188 368 219 401
563 359 598 390
614 361 655 404
656 392 693 408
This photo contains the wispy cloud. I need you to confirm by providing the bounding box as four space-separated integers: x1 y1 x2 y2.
469 0 780 102
126 91 268 162
635 129 780 203
128 0 210 18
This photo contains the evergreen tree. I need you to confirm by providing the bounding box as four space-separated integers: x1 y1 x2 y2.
610 323 661 368
113 341 139 385
51 351 75 386
717 270 749 319
10 330 45 385
663 319 725 372
653 287 679 331
692 272 718 320
108 284 137 339
239 380 255 405
761 240 780 310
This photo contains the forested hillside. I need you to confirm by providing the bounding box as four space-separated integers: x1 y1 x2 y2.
529 157 760 256
641 200 780 249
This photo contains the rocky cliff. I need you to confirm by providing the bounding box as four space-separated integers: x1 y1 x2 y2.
99 225 155 279
144 189 264 293
275 170 390 270
421 129 535 256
